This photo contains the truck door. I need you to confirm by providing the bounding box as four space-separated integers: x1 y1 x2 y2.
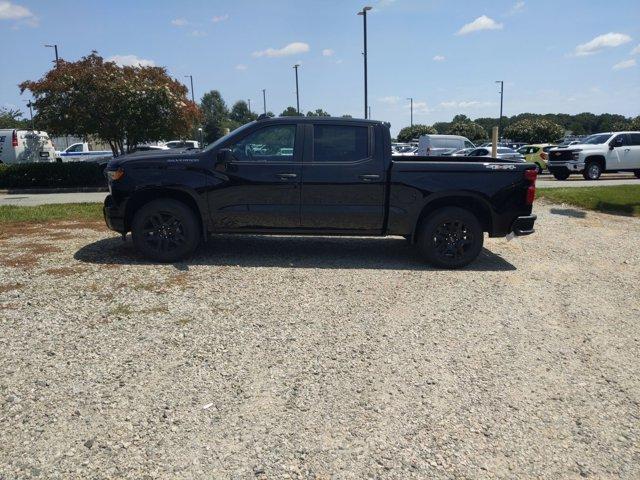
628 133 640 169
300 122 384 231
207 123 302 230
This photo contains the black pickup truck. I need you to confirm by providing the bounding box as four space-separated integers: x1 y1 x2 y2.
104 117 537 268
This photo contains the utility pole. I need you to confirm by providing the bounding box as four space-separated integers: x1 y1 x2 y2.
25 101 34 130
357 6 372 119
45 44 59 68
495 80 504 140
293 64 300 114
368 106 371 119
185 75 195 103
407 97 413 127
248 99 251 112
262 89 267 115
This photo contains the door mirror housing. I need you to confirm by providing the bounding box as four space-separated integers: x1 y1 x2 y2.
216 148 233 169
610 137 623 149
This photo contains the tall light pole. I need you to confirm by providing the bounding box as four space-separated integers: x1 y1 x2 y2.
293 64 300 114
262 89 267 115
24 100 34 130
407 97 413 127
495 80 504 139
44 44 59 68
357 6 372 119
185 75 195 103
247 99 251 112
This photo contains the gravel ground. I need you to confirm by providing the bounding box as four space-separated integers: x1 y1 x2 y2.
1 202 639 479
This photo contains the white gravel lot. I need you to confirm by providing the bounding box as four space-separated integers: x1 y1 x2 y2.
1 202 639 479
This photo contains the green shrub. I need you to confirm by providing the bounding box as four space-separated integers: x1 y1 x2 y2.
0 162 106 189
397 124 437 142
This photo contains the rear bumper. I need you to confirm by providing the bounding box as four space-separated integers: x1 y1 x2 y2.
512 214 536 236
103 194 125 233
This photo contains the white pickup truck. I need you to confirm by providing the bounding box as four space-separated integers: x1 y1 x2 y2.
56 142 112 162
547 131 640 180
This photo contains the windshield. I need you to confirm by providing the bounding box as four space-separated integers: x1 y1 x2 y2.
581 134 612 145
203 122 256 151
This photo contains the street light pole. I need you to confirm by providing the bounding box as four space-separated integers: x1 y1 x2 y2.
357 6 372 119
185 75 195 103
495 80 504 139
262 89 267 115
44 44 59 68
293 64 300 114
407 97 413 127
248 99 251 112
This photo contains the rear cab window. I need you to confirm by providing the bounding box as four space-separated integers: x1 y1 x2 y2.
313 124 369 162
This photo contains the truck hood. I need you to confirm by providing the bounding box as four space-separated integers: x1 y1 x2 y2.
551 144 603 151
107 148 201 168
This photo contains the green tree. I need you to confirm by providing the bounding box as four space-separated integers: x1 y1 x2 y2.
229 100 257 126
504 118 564 143
306 109 331 117
19 52 200 155
447 121 488 142
0 107 30 129
431 121 450 134
630 116 640 130
397 124 437 143
280 106 301 117
201 90 230 143
451 114 471 124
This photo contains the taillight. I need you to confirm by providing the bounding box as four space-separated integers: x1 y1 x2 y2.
524 168 537 205
540 152 548 160
12 130 18 147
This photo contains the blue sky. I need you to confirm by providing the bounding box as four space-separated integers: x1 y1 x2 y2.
1 0 639 135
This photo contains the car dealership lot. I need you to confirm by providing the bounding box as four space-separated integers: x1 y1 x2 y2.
1 202 639 479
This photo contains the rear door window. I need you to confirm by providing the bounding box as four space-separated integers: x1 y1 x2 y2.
313 124 369 162
628 133 640 146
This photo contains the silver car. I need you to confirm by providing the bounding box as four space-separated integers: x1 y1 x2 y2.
467 147 525 162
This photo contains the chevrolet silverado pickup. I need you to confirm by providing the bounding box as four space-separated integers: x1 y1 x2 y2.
104 116 537 268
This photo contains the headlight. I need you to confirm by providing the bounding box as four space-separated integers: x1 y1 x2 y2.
571 150 581 160
106 168 125 181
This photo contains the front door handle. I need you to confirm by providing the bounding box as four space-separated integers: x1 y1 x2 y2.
359 174 380 182
276 173 297 180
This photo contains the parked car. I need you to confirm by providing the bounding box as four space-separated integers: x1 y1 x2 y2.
416 135 475 156
56 142 112 162
104 117 537 268
392 143 418 155
547 132 640 180
131 145 169 152
452 148 476 156
164 140 200 149
0 129 57 165
517 144 557 173
467 147 526 162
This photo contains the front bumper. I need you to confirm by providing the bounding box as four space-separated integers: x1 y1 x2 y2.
103 194 125 233
512 215 536 236
548 161 584 173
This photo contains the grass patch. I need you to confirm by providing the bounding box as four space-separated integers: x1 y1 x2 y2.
538 185 640 217
0 203 103 223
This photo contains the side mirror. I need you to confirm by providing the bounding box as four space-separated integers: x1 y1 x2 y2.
610 137 623 149
215 148 233 169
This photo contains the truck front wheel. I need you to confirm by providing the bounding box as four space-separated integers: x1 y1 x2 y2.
583 161 602 180
417 207 484 269
131 199 200 262
552 172 570 180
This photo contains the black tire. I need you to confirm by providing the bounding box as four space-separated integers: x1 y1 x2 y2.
535 163 543 175
131 199 200 262
553 172 570 180
583 161 602 180
417 207 484 269
634 170 640 179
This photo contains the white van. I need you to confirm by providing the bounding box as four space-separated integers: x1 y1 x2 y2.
0 129 57 165
416 135 475 156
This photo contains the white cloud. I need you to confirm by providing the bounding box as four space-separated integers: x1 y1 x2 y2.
612 59 636 70
438 100 494 109
107 54 155 67
0 1 37 26
190 30 207 37
252 42 310 58
456 15 503 35
631 44 640 55
507 1 525 15
574 32 632 56
171 18 188 27
379 96 400 104
235 64 248 71
322 49 334 57
433 55 445 61
212 14 229 23
411 101 430 115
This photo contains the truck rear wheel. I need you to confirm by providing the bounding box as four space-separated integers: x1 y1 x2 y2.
131 199 200 262
417 207 484 269
634 170 640 179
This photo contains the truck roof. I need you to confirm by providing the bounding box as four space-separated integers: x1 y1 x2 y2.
257 115 385 126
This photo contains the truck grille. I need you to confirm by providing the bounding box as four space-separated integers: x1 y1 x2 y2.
549 150 574 162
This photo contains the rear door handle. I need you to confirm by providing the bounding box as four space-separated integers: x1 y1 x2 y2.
359 174 380 181
276 173 297 180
